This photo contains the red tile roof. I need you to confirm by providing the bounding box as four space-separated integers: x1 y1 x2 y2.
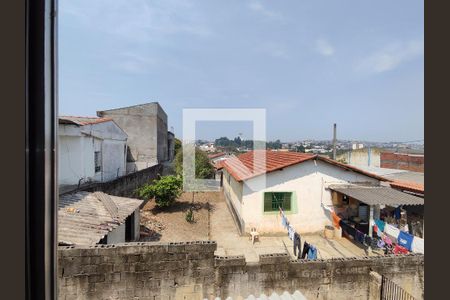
59 116 113 126
214 160 226 170
223 150 388 182
390 181 424 194
208 152 226 159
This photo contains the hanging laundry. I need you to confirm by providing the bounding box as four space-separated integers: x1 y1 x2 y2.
411 237 424 254
394 206 402 220
307 245 317 260
377 238 385 248
339 220 356 239
369 237 379 249
393 244 409 255
398 231 414 251
288 225 295 241
281 215 288 229
355 230 365 244
374 219 386 232
331 211 341 229
381 233 393 246
384 224 400 240
301 242 310 259
364 235 372 247
293 232 302 258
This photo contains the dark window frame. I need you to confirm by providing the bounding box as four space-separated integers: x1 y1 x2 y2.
26 0 58 299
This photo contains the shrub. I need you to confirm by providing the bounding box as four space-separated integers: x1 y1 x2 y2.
137 175 183 208
185 208 194 223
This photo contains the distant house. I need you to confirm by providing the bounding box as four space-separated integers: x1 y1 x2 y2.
97 102 174 172
222 150 391 234
199 143 216 153
58 116 128 187
336 147 383 168
208 152 229 164
209 152 232 186
58 191 142 246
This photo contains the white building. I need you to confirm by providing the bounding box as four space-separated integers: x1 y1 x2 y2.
58 116 128 187
352 143 364 150
221 150 386 235
199 143 216 152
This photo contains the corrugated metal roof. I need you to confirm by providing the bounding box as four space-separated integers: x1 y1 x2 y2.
357 166 424 185
328 184 424 206
206 291 307 300
58 191 143 246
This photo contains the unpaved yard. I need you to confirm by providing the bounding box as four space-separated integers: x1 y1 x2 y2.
140 191 385 262
139 191 223 242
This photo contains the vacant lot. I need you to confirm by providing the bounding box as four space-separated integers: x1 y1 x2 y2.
139 191 223 242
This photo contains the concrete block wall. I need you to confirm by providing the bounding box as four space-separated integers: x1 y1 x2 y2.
81 164 163 197
58 242 424 300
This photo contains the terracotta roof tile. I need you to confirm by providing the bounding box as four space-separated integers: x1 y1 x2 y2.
59 116 113 126
390 180 424 194
208 152 227 159
223 150 388 182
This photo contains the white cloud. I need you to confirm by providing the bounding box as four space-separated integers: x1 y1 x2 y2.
61 0 213 42
356 39 424 73
315 38 335 56
248 0 284 21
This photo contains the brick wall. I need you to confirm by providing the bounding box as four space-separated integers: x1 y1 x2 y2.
58 242 424 300
380 152 424 173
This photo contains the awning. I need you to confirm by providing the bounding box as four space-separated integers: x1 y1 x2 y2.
328 184 424 206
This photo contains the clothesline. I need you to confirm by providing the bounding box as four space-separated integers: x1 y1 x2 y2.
279 206 317 260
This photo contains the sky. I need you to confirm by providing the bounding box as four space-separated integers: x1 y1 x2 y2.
59 0 424 142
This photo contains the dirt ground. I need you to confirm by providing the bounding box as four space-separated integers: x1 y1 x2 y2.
139 191 223 242
140 191 386 262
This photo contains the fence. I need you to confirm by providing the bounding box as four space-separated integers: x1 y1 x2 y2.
380 275 417 300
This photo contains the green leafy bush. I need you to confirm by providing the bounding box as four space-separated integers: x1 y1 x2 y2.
137 175 183 208
185 208 194 223
174 147 215 179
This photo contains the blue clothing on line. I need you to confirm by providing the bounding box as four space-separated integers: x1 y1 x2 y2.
307 245 317 260
374 219 386 232
394 206 402 219
398 231 414 251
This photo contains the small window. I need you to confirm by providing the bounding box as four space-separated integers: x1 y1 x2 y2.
94 151 102 173
264 192 292 212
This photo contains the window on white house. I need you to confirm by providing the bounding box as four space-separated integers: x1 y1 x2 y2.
264 192 292 212
94 151 102 173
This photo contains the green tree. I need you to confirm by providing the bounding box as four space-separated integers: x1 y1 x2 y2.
137 175 182 208
174 148 215 179
174 138 182 157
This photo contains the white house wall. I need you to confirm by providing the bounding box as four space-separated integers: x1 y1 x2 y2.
238 160 379 234
58 122 127 185
102 140 127 181
58 135 85 185
222 169 245 230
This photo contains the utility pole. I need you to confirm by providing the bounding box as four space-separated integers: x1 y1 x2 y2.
332 123 337 160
